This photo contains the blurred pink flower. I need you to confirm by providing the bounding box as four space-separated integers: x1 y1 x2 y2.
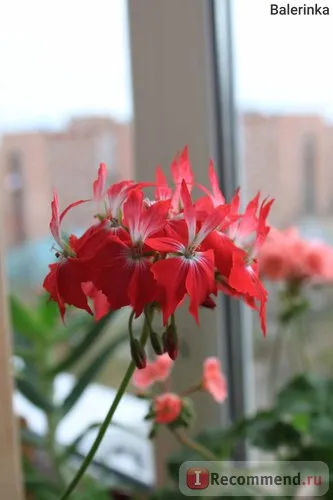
132 353 173 389
259 227 333 283
202 357 228 403
154 393 182 424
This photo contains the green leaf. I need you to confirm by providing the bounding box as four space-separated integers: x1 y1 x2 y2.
290 413 311 434
277 374 330 415
16 377 53 413
244 410 302 451
63 420 142 460
308 415 333 447
10 295 46 342
60 331 128 415
37 294 60 330
49 311 115 375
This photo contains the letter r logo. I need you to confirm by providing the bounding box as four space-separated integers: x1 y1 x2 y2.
186 467 210 489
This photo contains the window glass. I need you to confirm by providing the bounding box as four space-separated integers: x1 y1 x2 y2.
0 0 154 486
232 0 333 408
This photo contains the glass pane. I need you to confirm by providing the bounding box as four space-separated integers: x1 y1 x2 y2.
0 0 154 490
232 0 333 409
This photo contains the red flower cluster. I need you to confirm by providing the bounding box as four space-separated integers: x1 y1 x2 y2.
259 227 333 284
43 147 273 334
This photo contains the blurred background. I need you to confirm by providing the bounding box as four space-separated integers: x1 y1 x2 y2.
1 0 333 498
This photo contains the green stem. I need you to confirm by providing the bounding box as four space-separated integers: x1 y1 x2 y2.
58 313 150 500
295 313 314 372
172 429 218 461
268 324 286 398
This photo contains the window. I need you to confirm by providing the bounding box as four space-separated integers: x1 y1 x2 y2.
0 0 155 486
230 0 333 411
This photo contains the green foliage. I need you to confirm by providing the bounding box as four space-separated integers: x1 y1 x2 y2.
61 332 128 415
16 377 54 413
163 373 333 500
11 293 130 499
49 311 115 375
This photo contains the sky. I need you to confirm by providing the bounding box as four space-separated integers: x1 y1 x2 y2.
232 0 333 118
0 0 132 131
1 0 333 133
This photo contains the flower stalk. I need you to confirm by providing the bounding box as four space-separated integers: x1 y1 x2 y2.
58 314 150 500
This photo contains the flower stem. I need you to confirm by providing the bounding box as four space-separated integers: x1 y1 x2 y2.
172 428 218 461
58 314 150 500
180 383 202 397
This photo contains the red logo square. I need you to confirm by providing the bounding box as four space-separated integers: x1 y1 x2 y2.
186 467 210 490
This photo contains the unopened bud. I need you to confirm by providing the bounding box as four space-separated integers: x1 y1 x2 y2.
162 325 179 360
130 338 147 369
148 425 158 440
150 330 164 355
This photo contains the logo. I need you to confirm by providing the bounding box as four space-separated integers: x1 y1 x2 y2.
186 467 210 490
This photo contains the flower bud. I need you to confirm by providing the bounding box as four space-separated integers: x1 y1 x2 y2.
162 325 179 360
130 338 147 369
150 330 164 355
148 425 158 440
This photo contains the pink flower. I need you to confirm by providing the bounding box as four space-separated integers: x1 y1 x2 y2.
202 357 228 403
154 393 182 424
259 226 333 284
132 353 173 389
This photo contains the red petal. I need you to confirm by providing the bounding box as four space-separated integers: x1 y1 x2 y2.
93 239 133 310
128 260 157 316
50 191 61 247
93 163 107 202
208 160 225 205
155 167 172 201
81 282 110 320
57 259 93 315
185 250 215 324
43 263 66 318
145 236 185 254
180 180 196 244
151 257 188 323
170 145 194 189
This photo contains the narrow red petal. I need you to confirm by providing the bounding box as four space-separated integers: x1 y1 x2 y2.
50 191 61 246
180 179 196 244
145 236 185 253
93 163 107 202
185 250 215 324
155 167 172 200
59 199 91 223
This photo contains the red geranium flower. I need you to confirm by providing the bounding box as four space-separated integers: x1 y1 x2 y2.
146 180 226 324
